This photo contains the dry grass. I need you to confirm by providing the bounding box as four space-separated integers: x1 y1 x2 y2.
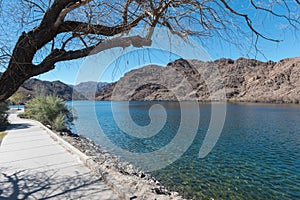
0 131 7 145
0 131 7 139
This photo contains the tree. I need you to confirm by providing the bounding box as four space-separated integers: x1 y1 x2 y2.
10 92 25 110
0 0 299 102
0 101 9 131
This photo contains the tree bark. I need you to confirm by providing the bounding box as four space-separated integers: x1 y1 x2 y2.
0 0 78 102
0 32 54 101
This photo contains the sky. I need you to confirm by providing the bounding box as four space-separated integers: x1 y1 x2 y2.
1 1 300 85
35 33 300 85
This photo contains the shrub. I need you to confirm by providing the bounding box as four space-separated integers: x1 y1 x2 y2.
10 92 25 109
0 102 9 131
24 96 76 132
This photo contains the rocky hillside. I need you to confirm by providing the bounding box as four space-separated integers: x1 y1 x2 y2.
73 81 108 100
17 79 87 101
95 57 300 104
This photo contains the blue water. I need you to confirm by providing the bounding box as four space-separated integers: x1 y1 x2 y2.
70 101 300 199
9 105 24 109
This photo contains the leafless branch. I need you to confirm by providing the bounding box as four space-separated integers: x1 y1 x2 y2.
58 12 147 36
250 0 299 28
35 34 152 75
53 0 92 28
220 0 281 42
23 0 46 13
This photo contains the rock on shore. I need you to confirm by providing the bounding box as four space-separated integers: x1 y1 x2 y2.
60 132 184 200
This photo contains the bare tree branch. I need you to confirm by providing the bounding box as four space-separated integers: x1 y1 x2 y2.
123 0 133 24
58 13 147 36
53 0 91 28
35 34 152 75
23 0 46 13
250 0 299 28
220 0 281 42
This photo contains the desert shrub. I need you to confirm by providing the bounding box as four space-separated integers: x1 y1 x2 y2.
24 96 76 131
18 112 26 118
10 92 25 109
0 102 9 131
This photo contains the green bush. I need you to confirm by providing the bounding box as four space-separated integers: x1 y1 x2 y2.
0 102 9 131
24 96 76 132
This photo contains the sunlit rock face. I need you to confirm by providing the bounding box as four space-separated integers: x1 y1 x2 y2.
95 57 300 104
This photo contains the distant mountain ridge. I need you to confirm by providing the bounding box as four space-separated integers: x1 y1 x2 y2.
10 79 109 101
4 56 300 103
73 81 108 100
18 79 87 101
96 57 300 104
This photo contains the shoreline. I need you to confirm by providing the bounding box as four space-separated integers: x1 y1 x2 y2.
9 108 183 199
58 131 184 199
10 100 300 199
2 110 122 199
70 99 300 106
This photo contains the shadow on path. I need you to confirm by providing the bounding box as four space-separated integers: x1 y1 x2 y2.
0 167 112 199
6 123 33 131
0 112 120 200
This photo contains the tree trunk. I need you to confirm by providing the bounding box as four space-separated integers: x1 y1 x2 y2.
0 31 54 102
0 67 29 102
0 1 78 102
0 60 54 103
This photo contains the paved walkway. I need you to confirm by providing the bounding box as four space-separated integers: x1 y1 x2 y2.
0 110 120 200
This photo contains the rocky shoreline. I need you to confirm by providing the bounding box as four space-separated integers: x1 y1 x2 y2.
59 131 184 200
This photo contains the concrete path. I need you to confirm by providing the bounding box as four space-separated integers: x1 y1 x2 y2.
0 110 120 200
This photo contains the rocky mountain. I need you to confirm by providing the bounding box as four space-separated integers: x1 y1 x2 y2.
73 81 108 100
17 79 87 101
95 57 300 104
